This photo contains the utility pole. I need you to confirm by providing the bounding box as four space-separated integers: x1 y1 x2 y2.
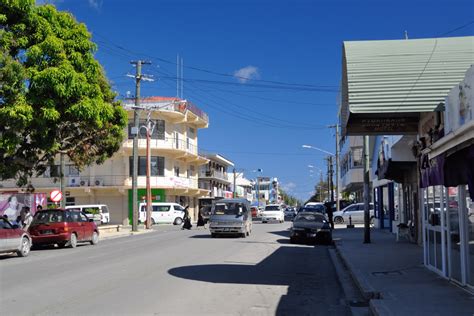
328 124 340 212
363 135 371 243
60 153 65 208
319 170 323 202
130 60 151 232
326 157 331 202
329 156 334 203
233 168 237 198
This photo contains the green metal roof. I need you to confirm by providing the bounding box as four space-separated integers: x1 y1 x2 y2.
340 36 474 135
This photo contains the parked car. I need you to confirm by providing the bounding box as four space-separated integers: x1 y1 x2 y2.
28 209 99 248
261 204 285 223
290 212 332 244
65 204 110 224
138 202 185 225
332 203 374 224
299 204 326 215
209 198 252 238
250 206 259 218
0 217 32 257
284 207 296 219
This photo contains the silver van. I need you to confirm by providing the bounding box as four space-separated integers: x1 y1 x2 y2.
209 198 252 238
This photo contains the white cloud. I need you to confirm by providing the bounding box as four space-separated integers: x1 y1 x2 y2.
88 0 103 10
233 66 260 83
281 182 296 193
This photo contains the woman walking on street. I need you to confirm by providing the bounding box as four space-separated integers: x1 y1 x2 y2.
182 206 192 230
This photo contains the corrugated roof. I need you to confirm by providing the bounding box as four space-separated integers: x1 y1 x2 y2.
341 36 474 134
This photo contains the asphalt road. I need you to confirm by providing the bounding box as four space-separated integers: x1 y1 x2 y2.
0 221 350 316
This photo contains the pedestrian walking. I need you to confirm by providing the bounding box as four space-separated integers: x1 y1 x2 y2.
325 202 334 230
21 207 33 231
182 206 192 230
196 211 205 229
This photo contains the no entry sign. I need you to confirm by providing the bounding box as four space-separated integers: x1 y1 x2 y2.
50 190 63 202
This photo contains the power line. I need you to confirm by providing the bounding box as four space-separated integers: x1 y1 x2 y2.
92 32 338 90
437 20 474 37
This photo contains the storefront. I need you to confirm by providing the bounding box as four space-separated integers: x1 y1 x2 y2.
420 65 474 288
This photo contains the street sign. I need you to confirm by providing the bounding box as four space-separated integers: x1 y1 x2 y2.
50 190 63 202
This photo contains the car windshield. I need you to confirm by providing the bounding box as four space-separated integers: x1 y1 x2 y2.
302 205 325 213
212 203 245 215
264 205 280 211
32 210 65 223
294 213 325 222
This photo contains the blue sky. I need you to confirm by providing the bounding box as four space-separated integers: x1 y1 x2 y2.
39 0 474 201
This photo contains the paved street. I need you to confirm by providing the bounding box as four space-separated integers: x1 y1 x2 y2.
1 221 349 316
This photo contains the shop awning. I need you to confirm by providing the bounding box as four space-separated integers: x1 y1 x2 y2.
341 36 474 136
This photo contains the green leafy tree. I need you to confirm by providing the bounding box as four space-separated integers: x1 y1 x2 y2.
279 189 300 206
305 179 329 204
0 0 127 188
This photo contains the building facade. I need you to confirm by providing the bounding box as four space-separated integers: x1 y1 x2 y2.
0 96 210 224
198 154 234 199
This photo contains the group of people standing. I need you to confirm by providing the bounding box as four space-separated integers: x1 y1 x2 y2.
2 205 36 231
181 206 206 230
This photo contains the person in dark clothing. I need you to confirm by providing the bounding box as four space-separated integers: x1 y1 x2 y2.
325 202 334 230
182 206 192 230
196 211 205 229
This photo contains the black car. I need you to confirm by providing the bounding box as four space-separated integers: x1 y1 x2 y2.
290 212 332 244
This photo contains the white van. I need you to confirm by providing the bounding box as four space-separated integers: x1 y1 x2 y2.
138 202 185 225
65 204 110 224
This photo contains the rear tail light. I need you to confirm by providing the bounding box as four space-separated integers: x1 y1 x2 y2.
57 224 69 233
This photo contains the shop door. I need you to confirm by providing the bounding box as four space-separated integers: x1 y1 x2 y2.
446 187 463 283
424 186 448 276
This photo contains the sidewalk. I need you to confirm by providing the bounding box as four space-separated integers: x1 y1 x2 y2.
98 224 155 240
332 227 474 316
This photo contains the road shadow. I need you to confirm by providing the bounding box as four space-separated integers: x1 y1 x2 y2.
268 230 291 238
168 246 349 315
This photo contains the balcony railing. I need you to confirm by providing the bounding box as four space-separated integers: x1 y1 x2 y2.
1 175 199 190
123 137 198 155
198 170 228 181
123 99 209 123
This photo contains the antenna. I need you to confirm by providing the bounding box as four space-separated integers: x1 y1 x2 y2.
405 30 409 40
181 57 184 98
176 54 179 98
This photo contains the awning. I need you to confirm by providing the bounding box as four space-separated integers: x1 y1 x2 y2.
377 159 416 183
341 36 474 136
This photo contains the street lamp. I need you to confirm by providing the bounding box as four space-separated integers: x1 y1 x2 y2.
303 144 339 211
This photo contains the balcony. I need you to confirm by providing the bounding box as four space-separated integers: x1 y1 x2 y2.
123 98 209 128
122 137 208 165
198 170 230 183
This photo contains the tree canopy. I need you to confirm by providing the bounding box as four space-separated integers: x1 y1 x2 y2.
0 0 127 187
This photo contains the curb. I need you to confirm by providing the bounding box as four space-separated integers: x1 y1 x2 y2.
333 240 388 316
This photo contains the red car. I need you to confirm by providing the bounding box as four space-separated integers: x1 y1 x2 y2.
0 217 32 257
29 209 99 248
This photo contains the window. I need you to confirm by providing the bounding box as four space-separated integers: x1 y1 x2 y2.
79 213 88 222
188 127 195 135
129 156 165 176
128 119 165 140
352 147 363 167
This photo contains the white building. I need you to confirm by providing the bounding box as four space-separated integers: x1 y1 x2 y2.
0 96 210 224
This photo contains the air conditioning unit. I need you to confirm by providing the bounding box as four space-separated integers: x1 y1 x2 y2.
93 178 104 186
68 176 81 187
79 179 89 186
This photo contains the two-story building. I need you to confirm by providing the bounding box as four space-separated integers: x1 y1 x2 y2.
0 96 210 224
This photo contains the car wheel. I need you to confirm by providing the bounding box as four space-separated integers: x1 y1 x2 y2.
90 231 99 245
17 237 31 257
334 216 344 224
67 233 78 248
241 232 246 238
262 221 266 224
246 230 250 236
290 237 297 244
174 217 183 225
